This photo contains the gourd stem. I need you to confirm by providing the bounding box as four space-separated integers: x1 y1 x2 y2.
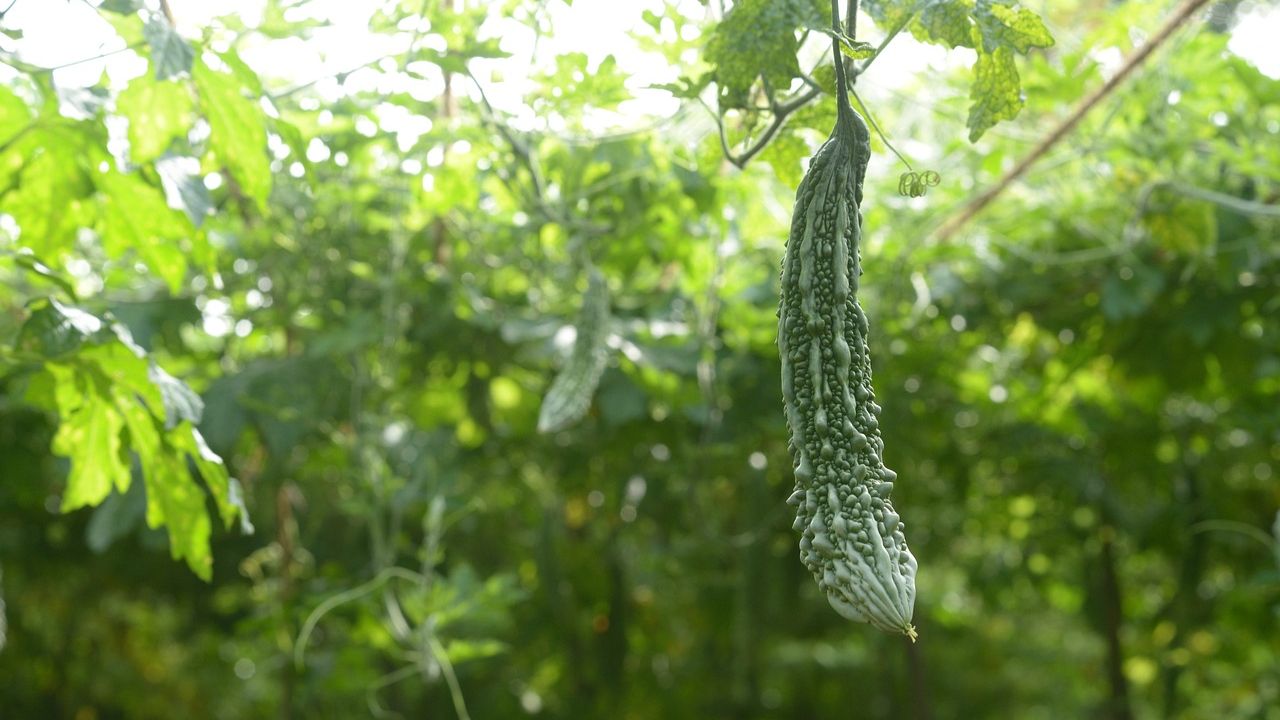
830 0 855 130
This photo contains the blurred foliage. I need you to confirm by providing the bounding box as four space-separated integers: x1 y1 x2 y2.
0 0 1278 718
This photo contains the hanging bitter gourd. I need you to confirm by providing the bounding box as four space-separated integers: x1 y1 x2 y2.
538 267 611 433
778 5 917 639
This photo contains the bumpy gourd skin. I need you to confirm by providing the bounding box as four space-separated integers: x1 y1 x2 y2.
778 105 918 638
538 268 610 433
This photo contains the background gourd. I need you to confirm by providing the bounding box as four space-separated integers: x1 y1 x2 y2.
538 267 612 433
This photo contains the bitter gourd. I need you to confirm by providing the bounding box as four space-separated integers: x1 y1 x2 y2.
778 10 917 638
538 267 611 433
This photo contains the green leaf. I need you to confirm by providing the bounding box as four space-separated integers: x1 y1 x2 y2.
651 72 713 100
12 254 79 300
0 85 32 146
17 298 106 357
821 29 875 59
116 386 218 579
118 74 193 163
172 423 248 533
26 301 248 580
99 0 144 14
97 170 193 293
142 18 194 80
2 126 101 258
270 117 309 170
139 438 215 580
102 8 145 45
761 129 809 188
217 48 265 95
905 0 1051 142
706 0 823 109
1101 263 1165 321
840 39 876 60
810 64 839 95
149 365 204 428
441 638 509 664
52 371 130 511
194 55 272 210
914 0 976 49
862 0 926 27
974 0 1054 54
967 47 1022 142
155 155 212 226
84 341 164 414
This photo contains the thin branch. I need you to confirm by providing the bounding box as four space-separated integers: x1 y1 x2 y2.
933 0 1215 243
846 0 858 39
0 121 35 155
724 86 822 168
464 67 548 201
158 0 176 25
1191 520 1279 554
365 664 419 720
426 634 473 720
272 4 432 102
0 42 142 74
270 55 388 99
294 566 429 669
1141 181 1280 218
463 68 609 236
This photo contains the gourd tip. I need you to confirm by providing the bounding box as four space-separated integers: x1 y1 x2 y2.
905 624 918 643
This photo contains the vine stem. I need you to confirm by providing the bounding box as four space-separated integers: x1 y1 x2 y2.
830 0 852 125
722 86 822 168
0 42 144 74
722 1 914 169
851 88 912 170
932 0 1215 243
426 635 473 720
294 567 429 669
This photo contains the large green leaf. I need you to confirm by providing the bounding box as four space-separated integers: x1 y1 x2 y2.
118 74 193 163
706 0 825 109
967 45 1023 142
142 17 195 80
0 85 31 147
975 1 1054 54
96 170 194 293
17 300 250 579
154 154 213 227
914 0 976 48
121 401 215 580
904 0 1054 141
193 55 272 210
50 366 130 510
16 298 107 357
2 126 101 258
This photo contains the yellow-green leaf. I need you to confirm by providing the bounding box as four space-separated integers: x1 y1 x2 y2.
118 74 193 163
194 55 272 210
54 383 130 511
967 47 1023 142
